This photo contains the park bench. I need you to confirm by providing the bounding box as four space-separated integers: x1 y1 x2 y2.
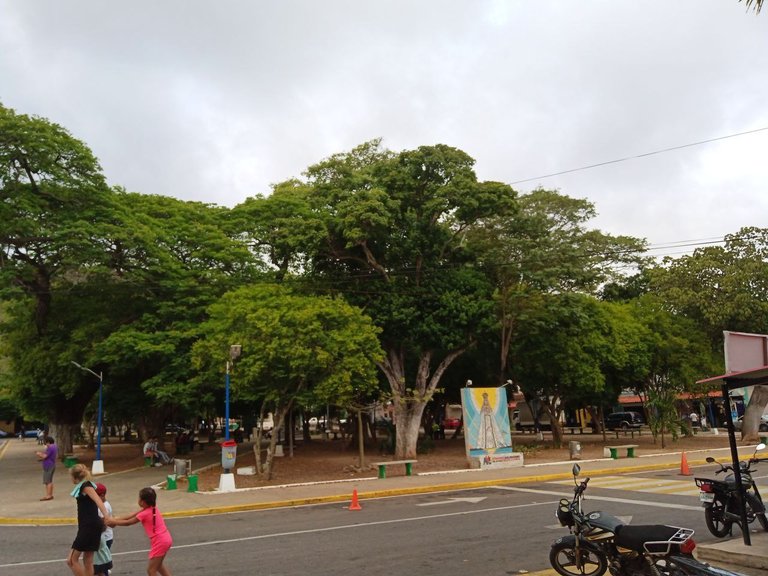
603 444 638 459
567 427 585 434
612 427 643 439
373 459 417 479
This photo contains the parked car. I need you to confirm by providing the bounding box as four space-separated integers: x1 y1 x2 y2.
733 414 768 432
0 430 9 438
605 411 644 430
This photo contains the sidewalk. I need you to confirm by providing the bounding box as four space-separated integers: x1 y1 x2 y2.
1 437 765 574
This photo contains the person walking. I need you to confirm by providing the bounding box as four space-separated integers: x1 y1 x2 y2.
95 483 114 549
66 464 111 576
94 483 114 576
108 487 173 576
92 530 112 576
35 435 57 501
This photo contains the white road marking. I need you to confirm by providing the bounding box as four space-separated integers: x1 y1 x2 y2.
550 475 701 497
417 496 487 506
493 486 702 511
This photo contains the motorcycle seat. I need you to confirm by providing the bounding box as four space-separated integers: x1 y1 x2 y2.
614 524 681 553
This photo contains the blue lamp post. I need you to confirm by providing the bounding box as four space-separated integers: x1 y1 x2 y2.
72 361 104 472
225 345 242 441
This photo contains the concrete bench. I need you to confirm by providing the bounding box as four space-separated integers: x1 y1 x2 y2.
613 428 642 439
373 459 417 479
604 444 638 459
567 427 585 435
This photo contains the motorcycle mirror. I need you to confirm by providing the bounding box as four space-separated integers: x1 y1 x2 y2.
756 443 766 451
572 463 581 477
706 457 715 463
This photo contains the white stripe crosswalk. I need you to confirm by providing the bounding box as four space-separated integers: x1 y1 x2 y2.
550 475 702 497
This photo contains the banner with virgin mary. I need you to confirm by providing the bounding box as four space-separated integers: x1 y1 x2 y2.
461 386 523 468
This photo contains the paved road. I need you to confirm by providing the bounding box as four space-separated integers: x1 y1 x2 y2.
0 479 730 576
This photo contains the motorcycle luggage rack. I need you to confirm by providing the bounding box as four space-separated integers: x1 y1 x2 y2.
643 527 695 555
695 478 726 489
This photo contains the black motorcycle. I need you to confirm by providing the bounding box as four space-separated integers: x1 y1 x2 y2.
694 442 768 537
551 464 742 576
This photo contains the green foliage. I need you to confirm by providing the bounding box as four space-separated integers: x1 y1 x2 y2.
466 188 647 384
193 284 383 409
649 227 768 343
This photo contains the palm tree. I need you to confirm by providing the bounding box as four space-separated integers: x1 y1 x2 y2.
741 0 763 13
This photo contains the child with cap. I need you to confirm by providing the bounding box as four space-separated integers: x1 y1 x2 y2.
94 483 114 576
95 483 114 549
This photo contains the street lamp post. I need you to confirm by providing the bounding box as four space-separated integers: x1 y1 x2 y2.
219 345 241 493
71 361 105 475
225 345 242 441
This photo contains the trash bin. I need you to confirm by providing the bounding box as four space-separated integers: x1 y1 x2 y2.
569 440 582 460
166 474 177 490
221 439 237 472
63 455 79 468
187 474 198 492
174 458 190 477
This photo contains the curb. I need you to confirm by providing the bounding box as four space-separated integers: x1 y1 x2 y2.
2 443 753 525
0 456 704 524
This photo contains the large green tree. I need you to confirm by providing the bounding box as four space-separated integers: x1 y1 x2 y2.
467 188 646 384
511 293 622 446
0 104 119 450
192 284 382 478
292 141 513 458
650 228 768 440
624 296 719 447
0 104 259 450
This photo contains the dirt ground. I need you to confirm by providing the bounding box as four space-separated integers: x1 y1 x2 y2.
71 429 743 492
191 429 739 491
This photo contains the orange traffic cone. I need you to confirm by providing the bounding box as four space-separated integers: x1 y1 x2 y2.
348 489 362 511
680 451 691 476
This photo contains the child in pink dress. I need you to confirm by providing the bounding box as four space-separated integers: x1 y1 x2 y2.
107 487 173 576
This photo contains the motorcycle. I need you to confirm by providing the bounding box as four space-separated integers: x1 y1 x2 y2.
551 464 743 576
694 442 768 537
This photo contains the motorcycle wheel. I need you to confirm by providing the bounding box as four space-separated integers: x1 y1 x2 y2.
745 493 768 531
758 513 768 531
549 541 608 576
704 496 732 538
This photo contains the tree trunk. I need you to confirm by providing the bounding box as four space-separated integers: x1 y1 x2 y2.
49 422 79 458
543 399 563 448
356 409 366 469
377 346 465 459
742 385 768 442
261 401 292 481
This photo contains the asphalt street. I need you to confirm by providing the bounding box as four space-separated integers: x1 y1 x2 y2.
2 467 761 576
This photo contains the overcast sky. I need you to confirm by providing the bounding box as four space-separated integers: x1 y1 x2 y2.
2 1 766 259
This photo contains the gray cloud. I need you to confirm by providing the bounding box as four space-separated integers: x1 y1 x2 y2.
1 0 766 253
